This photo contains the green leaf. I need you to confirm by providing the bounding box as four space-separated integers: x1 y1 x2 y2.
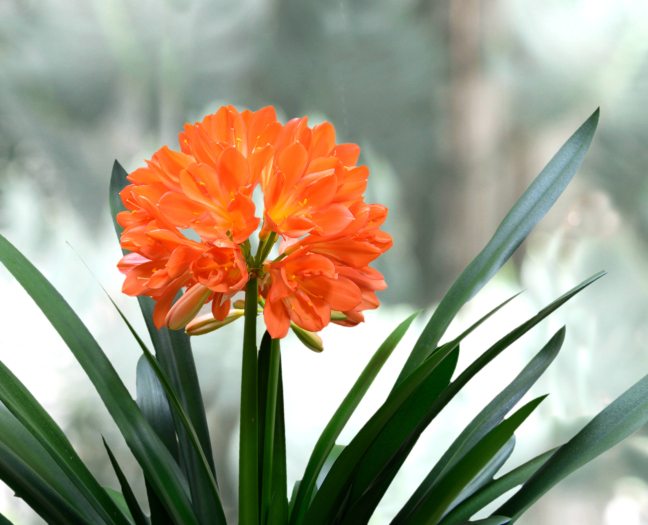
397 109 599 385
111 301 226 525
0 361 130 525
290 312 418 525
397 327 565 520
110 160 129 235
258 333 288 525
268 365 288 525
105 488 137 523
135 356 176 524
0 233 198 525
259 334 282 523
316 444 345 490
447 436 516 513
0 511 13 525
306 294 521 524
0 441 82 525
406 397 546 524
103 438 149 525
438 449 556 525
326 274 598 523
497 371 648 521
304 345 459 525
0 407 98 524
467 517 511 525
136 356 177 456
111 159 218 521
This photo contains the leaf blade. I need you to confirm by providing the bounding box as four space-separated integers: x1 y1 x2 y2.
497 371 648 521
397 109 599 385
0 233 198 525
396 327 565 521
290 312 418 525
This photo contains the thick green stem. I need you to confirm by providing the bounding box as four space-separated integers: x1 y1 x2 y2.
255 232 278 267
240 278 259 525
260 338 281 523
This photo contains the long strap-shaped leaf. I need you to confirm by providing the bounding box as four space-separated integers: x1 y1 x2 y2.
258 333 288 525
438 449 556 525
136 355 177 524
326 274 601 523
396 327 565 521
0 234 198 525
290 312 418 525
111 161 218 522
496 371 648 522
103 438 150 525
0 442 82 525
111 300 227 524
397 109 599 386
0 407 102 524
305 293 526 524
405 397 546 524
0 361 130 525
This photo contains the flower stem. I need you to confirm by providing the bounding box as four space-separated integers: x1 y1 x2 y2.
239 278 259 525
255 231 278 267
260 338 281 523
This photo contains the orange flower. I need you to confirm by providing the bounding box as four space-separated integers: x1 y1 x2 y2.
117 105 391 340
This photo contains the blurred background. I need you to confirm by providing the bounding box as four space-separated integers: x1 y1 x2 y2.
1 0 648 523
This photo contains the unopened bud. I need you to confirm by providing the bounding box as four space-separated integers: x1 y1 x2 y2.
291 323 324 353
233 299 246 309
165 284 212 330
185 310 245 336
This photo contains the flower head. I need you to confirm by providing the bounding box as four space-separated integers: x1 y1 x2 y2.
117 105 391 340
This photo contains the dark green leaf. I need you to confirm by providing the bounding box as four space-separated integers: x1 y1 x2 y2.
111 159 218 522
111 302 226 525
447 436 516 514
103 438 150 525
397 328 565 520
438 449 556 525
109 160 129 236
0 234 198 525
290 312 418 525
467 517 511 525
0 407 99 523
406 397 546 524
259 335 283 524
136 356 178 457
0 361 130 525
105 488 137 523
264 336 288 525
333 273 597 523
136 356 176 525
0 441 82 525
497 372 648 521
397 109 599 385
304 345 459 525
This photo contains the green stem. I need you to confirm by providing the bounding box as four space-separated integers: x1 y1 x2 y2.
256 232 278 267
240 278 259 525
261 338 281 523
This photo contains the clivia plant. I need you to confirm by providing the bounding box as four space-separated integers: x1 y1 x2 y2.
0 105 646 525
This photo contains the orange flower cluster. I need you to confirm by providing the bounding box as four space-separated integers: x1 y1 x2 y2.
117 106 391 339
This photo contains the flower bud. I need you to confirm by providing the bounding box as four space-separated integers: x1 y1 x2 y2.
290 323 324 353
185 310 245 335
165 284 212 330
